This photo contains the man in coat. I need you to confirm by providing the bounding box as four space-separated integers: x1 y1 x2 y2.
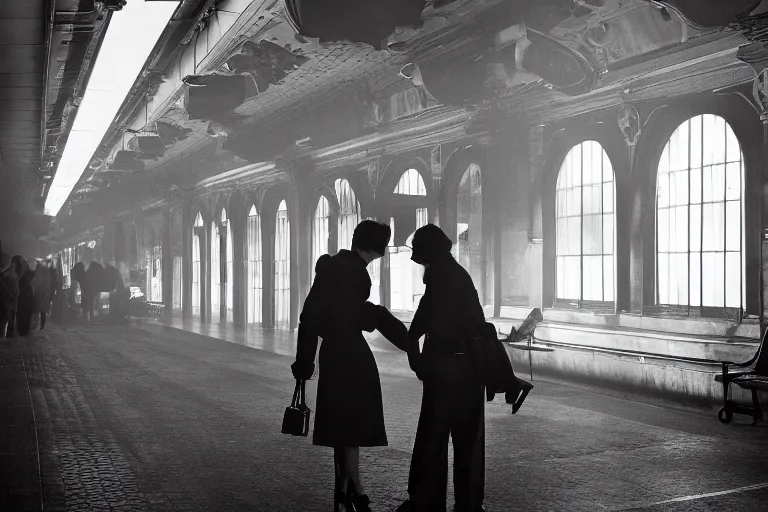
397 224 488 512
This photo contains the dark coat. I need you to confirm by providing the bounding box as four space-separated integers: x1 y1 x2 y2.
295 249 388 447
408 253 518 401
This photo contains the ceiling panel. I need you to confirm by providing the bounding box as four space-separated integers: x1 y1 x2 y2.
0 74 41 88
0 99 43 112
0 2 44 18
0 87 43 100
0 20 45 44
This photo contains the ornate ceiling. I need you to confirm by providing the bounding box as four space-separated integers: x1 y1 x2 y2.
55 0 768 238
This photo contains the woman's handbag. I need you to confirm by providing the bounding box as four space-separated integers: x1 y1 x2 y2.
281 379 311 437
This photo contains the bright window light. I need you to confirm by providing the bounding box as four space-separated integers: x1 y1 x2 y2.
44 1 180 217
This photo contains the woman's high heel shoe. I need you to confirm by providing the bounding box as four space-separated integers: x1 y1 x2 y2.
344 493 371 512
505 377 534 414
334 490 346 512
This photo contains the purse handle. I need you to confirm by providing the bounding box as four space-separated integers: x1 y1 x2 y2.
291 379 307 408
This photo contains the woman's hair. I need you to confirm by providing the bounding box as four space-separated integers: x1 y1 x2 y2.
351 220 391 255
410 224 453 265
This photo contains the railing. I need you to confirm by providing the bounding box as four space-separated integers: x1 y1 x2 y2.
518 335 730 367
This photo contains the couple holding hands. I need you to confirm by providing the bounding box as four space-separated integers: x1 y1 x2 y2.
290 220 531 512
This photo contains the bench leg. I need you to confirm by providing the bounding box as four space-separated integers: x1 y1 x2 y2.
751 390 764 426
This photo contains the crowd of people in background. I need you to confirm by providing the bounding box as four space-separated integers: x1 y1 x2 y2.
0 241 130 338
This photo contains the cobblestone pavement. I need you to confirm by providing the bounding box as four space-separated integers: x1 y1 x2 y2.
8 322 768 511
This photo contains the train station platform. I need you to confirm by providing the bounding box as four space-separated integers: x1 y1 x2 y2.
1 321 767 511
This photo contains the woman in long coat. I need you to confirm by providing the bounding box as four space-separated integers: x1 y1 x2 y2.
291 220 405 512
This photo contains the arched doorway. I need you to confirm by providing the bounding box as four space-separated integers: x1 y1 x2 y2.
389 168 428 312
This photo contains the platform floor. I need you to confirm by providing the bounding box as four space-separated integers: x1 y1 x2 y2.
1 320 767 511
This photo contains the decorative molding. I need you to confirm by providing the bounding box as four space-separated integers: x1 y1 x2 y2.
617 104 641 147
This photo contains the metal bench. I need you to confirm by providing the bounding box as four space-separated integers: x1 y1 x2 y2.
715 329 767 425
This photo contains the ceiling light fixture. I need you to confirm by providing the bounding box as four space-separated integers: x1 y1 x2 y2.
44 0 179 217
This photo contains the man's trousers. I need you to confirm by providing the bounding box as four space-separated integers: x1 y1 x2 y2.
407 354 485 512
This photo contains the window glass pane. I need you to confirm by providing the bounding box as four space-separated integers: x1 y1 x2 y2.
571 144 582 187
703 115 717 166
603 214 614 255
583 255 602 301
658 253 669 304
603 255 614 302
725 162 741 201
583 142 594 184
657 209 669 253
725 252 741 308
690 167 701 204
674 205 688 253
711 164 725 202
674 170 688 206
570 187 581 216
702 252 725 307
566 256 580 300
712 252 725 307
702 166 712 203
725 200 741 252
689 204 701 252
690 114 702 169
568 216 581 255
702 203 723 252
712 115 727 165
689 253 701 307
675 253 689 305
583 214 602 255
603 182 614 214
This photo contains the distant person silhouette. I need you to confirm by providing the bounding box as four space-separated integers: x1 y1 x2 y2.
291 219 407 512
397 224 488 512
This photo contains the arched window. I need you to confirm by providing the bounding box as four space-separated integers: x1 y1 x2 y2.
389 169 428 311
210 216 221 322
393 167 427 195
223 209 233 323
192 212 203 317
275 200 291 327
247 205 262 324
454 163 483 295
336 179 360 250
555 140 616 309
656 114 744 313
312 196 330 284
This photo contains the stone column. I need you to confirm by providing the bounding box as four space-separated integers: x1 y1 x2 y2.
261 206 276 328
286 161 314 330
528 125 545 309
231 198 247 328
181 193 193 320
482 143 509 317
101 219 115 266
162 208 173 310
